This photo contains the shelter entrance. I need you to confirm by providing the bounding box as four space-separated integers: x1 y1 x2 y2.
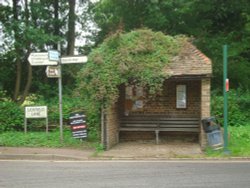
118 79 201 143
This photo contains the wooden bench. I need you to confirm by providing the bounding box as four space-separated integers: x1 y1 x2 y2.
119 116 200 144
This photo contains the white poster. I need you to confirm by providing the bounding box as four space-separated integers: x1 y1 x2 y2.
176 85 187 108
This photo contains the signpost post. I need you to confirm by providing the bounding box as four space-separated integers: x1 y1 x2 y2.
28 51 87 142
223 45 230 154
24 106 48 133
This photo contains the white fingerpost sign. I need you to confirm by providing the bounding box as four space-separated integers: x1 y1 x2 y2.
28 52 58 66
61 55 87 64
24 106 48 133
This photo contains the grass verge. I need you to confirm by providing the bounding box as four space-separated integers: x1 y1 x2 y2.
205 124 250 157
0 128 98 149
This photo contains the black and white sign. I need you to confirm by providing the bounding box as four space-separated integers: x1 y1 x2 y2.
69 112 87 139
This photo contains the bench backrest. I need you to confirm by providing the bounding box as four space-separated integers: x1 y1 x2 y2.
120 116 200 132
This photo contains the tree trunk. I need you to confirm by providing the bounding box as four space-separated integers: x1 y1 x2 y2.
12 0 22 102
53 0 60 49
67 0 76 55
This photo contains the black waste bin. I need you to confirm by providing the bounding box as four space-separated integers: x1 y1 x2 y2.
202 117 220 133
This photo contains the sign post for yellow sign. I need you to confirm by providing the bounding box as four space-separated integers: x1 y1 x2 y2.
24 106 48 133
28 50 88 142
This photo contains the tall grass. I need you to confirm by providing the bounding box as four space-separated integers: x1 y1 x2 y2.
0 129 98 149
206 124 250 157
228 125 250 156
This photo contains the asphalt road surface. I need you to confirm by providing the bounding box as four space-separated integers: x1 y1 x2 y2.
1 160 250 188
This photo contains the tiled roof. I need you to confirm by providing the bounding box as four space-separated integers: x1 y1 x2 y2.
164 42 212 77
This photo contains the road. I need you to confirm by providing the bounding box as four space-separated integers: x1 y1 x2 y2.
0 160 250 188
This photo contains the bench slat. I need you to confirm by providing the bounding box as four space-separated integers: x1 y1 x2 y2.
119 127 157 131
121 123 158 127
122 121 199 125
159 124 198 128
159 127 199 132
121 116 199 120
119 127 199 132
119 116 200 133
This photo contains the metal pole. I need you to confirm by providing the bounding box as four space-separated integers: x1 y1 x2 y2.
58 44 63 142
223 45 229 153
24 118 27 134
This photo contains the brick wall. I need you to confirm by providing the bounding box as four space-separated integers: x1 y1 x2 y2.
118 80 201 142
200 78 211 149
104 102 120 150
122 80 201 118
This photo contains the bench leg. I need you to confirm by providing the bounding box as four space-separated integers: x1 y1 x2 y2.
155 130 159 144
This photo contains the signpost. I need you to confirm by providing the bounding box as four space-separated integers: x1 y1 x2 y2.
28 50 87 142
24 106 48 133
61 55 87 64
28 52 57 66
223 45 230 154
46 66 60 78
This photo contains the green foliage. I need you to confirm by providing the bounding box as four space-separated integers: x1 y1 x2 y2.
0 91 23 132
77 29 184 104
92 0 250 91
211 89 249 126
229 125 250 156
0 129 97 148
76 29 185 128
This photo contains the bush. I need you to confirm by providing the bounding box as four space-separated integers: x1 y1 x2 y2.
0 100 24 132
211 89 249 126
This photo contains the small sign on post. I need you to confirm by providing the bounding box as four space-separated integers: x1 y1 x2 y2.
226 78 229 92
69 112 87 139
24 106 48 133
48 50 60 62
46 66 60 78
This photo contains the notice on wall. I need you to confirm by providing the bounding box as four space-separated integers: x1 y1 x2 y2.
69 112 87 139
176 85 187 108
25 106 47 118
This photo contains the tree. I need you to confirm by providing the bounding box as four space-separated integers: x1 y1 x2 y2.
67 0 76 55
0 0 61 103
91 0 250 90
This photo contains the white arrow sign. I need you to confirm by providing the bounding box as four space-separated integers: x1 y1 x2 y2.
61 55 87 64
28 52 58 66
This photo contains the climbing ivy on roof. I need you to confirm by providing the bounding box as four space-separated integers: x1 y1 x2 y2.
76 29 187 109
